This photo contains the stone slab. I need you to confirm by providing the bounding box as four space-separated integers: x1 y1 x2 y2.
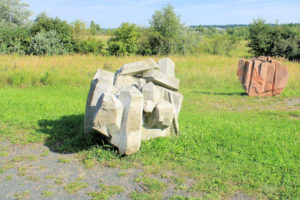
143 70 179 91
118 85 144 155
119 59 159 76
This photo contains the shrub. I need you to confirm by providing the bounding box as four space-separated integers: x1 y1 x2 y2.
107 23 139 56
136 28 162 55
29 30 67 55
248 19 300 60
199 34 240 56
0 23 31 54
31 16 75 52
74 38 104 55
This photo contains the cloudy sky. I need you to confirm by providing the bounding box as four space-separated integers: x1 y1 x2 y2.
24 0 300 28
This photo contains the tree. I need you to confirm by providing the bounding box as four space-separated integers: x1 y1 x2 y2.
223 34 240 56
0 0 31 25
31 16 75 52
34 12 48 22
149 4 184 55
71 20 86 39
107 23 139 56
90 20 96 35
0 23 31 54
90 20 101 35
248 19 300 60
29 30 67 55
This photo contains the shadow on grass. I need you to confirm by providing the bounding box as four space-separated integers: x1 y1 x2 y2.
192 91 248 96
37 114 117 154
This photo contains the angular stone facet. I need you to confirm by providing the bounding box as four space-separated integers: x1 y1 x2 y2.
119 59 159 76
84 69 115 134
158 58 175 77
118 86 144 155
143 70 179 91
142 82 161 105
93 93 124 141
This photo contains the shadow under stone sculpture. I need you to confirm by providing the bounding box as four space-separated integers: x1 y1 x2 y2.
84 58 183 155
237 56 289 97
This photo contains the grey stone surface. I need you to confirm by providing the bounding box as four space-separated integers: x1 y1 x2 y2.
119 59 159 76
112 75 138 95
152 101 174 129
137 78 147 91
84 69 114 134
118 86 144 155
158 58 175 77
92 93 124 145
143 100 155 114
143 70 179 91
141 127 169 141
142 82 161 105
156 85 183 117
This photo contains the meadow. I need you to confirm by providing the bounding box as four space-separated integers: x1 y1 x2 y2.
0 53 299 199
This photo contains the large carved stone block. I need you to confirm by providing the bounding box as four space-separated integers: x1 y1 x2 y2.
237 57 288 96
84 58 183 155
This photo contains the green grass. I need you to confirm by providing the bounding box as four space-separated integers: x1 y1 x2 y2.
58 158 71 163
0 54 299 199
135 176 167 193
41 190 54 197
117 171 128 177
87 184 125 200
133 176 168 199
40 149 49 157
13 190 31 200
5 175 13 180
0 150 9 157
64 180 89 194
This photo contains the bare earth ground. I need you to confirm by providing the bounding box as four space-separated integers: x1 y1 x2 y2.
0 140 256 200
0 97 298 200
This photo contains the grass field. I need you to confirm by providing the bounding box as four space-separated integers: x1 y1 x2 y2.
0 53 299 199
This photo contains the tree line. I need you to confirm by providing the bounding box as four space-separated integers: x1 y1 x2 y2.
0 0 300 60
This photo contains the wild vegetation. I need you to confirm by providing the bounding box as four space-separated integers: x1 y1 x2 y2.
0 0 299 199
1 1 300 59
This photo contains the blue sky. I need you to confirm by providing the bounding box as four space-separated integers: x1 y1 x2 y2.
24 0 300 28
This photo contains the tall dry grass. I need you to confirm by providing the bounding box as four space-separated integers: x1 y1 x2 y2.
0 54 299 96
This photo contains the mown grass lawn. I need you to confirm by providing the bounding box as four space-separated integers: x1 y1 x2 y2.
0 54 299 199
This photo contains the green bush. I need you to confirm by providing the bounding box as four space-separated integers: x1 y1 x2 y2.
136 28 162 55
31 16 75 52
200 34 240 56
0 23 31 54
29 30 67 56
248 19 300 60
74 38 104 55
107 23 139 56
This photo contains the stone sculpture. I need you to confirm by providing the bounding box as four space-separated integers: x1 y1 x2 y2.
84 58 183 155
237 56 289 96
